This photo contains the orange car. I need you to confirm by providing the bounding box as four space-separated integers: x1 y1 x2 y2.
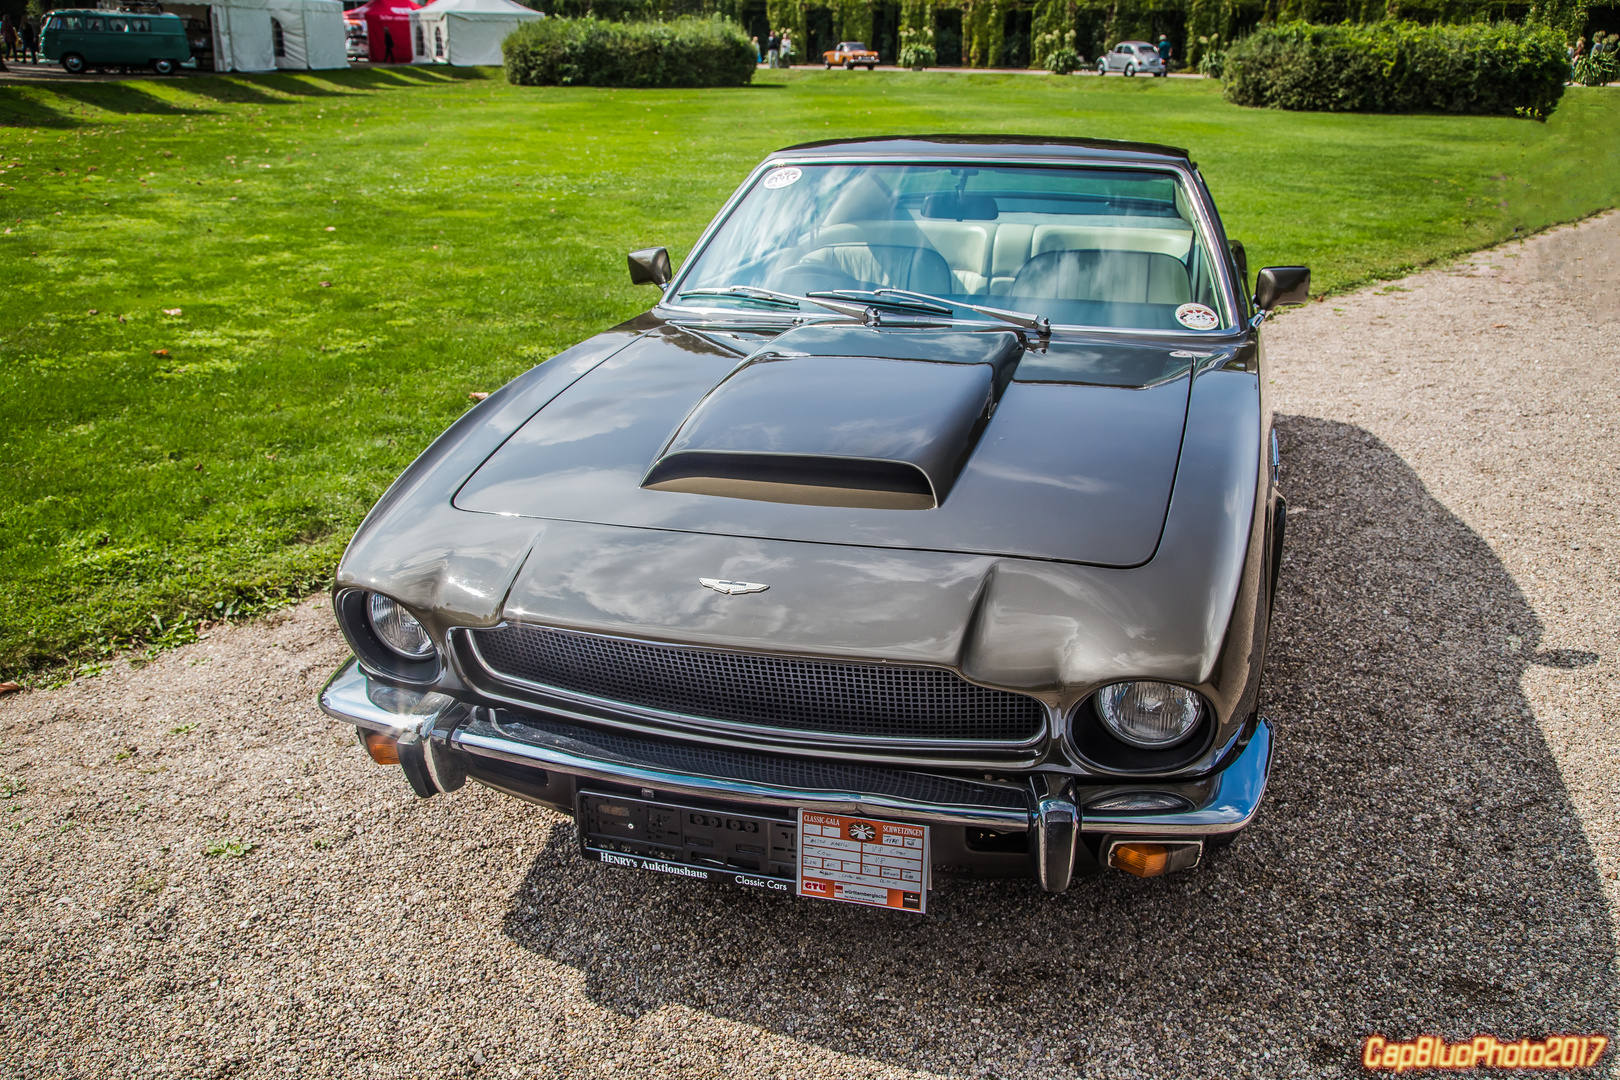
823 40 878 69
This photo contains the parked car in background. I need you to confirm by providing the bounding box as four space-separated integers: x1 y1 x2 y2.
1097 40 1165 76
823 40 878 69
40 8 190 74
345 18 367 61
321 134 1311 911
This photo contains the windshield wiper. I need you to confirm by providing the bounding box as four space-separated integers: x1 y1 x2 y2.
809 288 1050 334
676 286 869 317
677 286 799 310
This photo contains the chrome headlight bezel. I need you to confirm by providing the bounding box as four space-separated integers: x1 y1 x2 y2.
1066 680 1216 775
1094 680 1205 749
334 587 442 684
367 592 436 660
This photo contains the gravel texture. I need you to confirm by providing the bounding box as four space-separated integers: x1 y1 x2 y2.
3 213 1618 1079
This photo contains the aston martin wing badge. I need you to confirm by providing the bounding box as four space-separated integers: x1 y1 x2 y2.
699 578 770 596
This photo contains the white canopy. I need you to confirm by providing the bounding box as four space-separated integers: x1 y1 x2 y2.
187 0 347 72
269 0 349 70
410 0 541 66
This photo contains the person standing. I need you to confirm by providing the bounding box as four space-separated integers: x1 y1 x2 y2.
766 30 779 68
1 15 16 62
751 35 760 64
1157 34 1173 70
779 29 793 66
383 26 395 62
21 18 36 63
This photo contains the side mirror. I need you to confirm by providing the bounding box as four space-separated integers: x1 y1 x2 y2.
628 247 672 287
1254 266 1311 312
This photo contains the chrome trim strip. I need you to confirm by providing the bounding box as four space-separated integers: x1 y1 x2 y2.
450 724 1033 831
1083 718 1273 836
319 658 459 736
320 663 1274 841
455 625 1050 755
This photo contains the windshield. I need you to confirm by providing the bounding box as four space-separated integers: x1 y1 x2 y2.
672 163 1232 332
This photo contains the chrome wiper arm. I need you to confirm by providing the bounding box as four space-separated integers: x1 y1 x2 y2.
677 286 869 318
677 287 799 310
869 287 1051 335
807 289 956 317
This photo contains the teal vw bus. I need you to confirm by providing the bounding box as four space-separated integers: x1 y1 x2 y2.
41 9 191 74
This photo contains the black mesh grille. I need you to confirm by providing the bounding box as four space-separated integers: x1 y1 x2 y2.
470 709 1031 810
468 625 1046 744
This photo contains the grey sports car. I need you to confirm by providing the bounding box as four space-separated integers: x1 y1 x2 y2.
321 136 1310 910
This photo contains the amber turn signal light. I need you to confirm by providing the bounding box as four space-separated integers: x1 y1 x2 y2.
362 731 401 766
1110 842 1169 877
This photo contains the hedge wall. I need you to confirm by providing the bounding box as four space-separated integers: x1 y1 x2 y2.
510 0 1592 73
1222 20 1568 116
503 15 756 86
761 0 1590 70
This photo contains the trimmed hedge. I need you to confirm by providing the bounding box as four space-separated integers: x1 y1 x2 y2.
1222 21 1567 118
503 16 755 87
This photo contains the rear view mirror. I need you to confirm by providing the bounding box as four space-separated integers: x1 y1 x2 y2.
628 247 672 287
1254 266 1311 311
922 193 999 221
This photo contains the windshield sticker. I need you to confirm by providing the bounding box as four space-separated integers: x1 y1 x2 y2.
1175 303 1220 331
762 167 802 190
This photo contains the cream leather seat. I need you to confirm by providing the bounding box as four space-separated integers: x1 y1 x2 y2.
796 243 956 294
1008 249 1191 305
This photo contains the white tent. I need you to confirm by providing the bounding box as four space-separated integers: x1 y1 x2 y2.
167 0 347 72
410 0 541 66
269 0 349 69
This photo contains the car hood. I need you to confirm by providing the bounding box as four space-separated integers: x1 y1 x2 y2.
452 322 1192 567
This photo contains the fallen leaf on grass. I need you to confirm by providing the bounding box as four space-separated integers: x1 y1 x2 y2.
468 391 489 402
87 309 98 315
152 349 170 357
325 226 336 232
192 463 203 471
319 281 332 287
0 682 19 695
163 308 182 316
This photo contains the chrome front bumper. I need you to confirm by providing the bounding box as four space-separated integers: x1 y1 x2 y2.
320 659 1274 890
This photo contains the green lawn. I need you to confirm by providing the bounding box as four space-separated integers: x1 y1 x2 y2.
2 68 1618 678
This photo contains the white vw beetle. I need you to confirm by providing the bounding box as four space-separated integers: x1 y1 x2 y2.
1097 40 1167 77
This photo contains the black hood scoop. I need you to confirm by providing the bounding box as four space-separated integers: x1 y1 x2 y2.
641 326 1023 510
453 322 1194 567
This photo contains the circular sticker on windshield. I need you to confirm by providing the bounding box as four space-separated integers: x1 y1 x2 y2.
1175 303 1220 330
762 167 802 190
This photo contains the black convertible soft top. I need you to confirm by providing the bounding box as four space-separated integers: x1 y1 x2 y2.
775 133 1193 167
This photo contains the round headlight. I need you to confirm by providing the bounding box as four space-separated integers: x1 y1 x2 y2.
367 593 435 659
1094 681 1203 749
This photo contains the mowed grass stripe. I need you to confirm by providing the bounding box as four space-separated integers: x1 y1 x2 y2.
2 69 1618 676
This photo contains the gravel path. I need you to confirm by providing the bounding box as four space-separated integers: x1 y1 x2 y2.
3 213 1618 1079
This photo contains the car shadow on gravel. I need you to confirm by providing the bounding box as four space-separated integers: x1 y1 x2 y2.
500 416 1617 1077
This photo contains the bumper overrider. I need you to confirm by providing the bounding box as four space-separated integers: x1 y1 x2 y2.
321 659 1273 893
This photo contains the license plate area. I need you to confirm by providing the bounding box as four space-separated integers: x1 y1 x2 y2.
797 810 930 913
577 791 797 888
